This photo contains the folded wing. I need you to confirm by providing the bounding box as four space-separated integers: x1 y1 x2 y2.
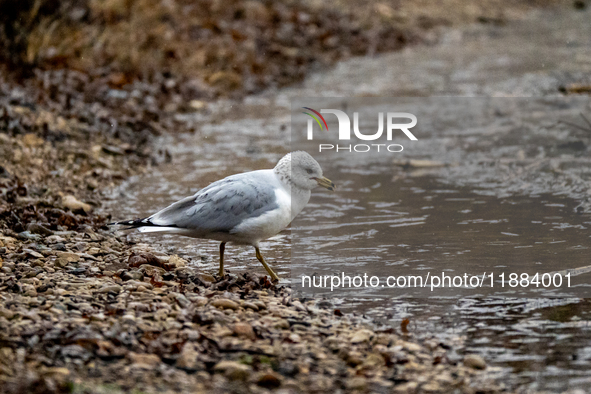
135 171 279 235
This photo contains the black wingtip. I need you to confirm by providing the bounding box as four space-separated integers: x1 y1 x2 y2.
108 218 145 227
108 218 171 229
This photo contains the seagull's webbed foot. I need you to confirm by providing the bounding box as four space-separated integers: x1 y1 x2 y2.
219 242 226 277
255 247 279 282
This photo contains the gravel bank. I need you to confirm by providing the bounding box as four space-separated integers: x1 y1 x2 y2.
0 232 503 393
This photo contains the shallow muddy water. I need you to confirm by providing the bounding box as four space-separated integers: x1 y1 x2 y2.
105 5 591 392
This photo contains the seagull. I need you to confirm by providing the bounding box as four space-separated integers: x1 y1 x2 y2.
112 151 335 281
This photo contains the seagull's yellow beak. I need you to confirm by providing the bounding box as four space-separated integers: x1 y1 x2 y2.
315 176 335 191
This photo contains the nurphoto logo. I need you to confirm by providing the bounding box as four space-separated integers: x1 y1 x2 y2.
302 107 418 153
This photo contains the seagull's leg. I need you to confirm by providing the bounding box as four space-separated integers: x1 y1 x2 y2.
219 242 226 277
255 247 279 282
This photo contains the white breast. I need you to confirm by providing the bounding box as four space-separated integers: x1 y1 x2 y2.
229 186 293 245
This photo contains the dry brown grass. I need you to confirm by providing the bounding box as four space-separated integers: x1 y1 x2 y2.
1 0 570 96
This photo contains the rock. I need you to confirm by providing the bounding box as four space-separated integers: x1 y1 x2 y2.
346 352 364 366
277 361 299 377
61 345 92 361
463 354 486 370
90 313 106 321
189 100 206 110
128 252 175 270
214 360 251 381
61 194 92 214
176 343 199 371
168 255 187 268
122 277 144 292
211 299 239 310
400 340 423 353
127 302 151 312
45 235 66 244
393 382 419 393
121 314 136 325
54 259 68 268
173 293 190 308
291 300 307 312
273 319 290 330
86 247 102 255
433 371 455 386
287 333 302 343
346 377 367 391
228 368 251 382
154 309 168 321
351 329 374 344
139 264 166 277
243 302 259 311
121 270 144 281
26 223 54 236
0 308 15 319
232 322 256 340
0 236 16 247
17 231 41 241
98 284 122 294
24 286 37 297
208 71 242 91
102 144 128 155
323 336 342 352
189 296 208 307
197 273 215 283
216 327 234 337
243 1 270 22
0 347 14 364
55 251 80 263
23 248 44 258
374 2 395 19
128 352 161 368
256 372 282 388
22 133 45 147
40 367 70 379
363 353 384 367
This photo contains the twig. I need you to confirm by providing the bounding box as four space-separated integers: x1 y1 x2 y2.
580 113 591 131
559 119 591 133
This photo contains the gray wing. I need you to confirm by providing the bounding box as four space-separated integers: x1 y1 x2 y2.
148 171 279 234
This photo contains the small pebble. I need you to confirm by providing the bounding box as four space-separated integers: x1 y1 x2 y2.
211 299 239 310
463 354 487 370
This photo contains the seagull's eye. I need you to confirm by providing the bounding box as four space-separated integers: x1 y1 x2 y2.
306 169 313 175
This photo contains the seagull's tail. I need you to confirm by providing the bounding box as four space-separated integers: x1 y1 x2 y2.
137 226 183 233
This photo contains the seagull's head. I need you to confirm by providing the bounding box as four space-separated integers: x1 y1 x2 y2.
276 151 335 192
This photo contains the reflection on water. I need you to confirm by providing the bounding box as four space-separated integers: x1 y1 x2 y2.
293 174 591 298
290 96 591 302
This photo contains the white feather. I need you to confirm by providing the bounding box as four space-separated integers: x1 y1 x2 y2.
137 226 187 234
